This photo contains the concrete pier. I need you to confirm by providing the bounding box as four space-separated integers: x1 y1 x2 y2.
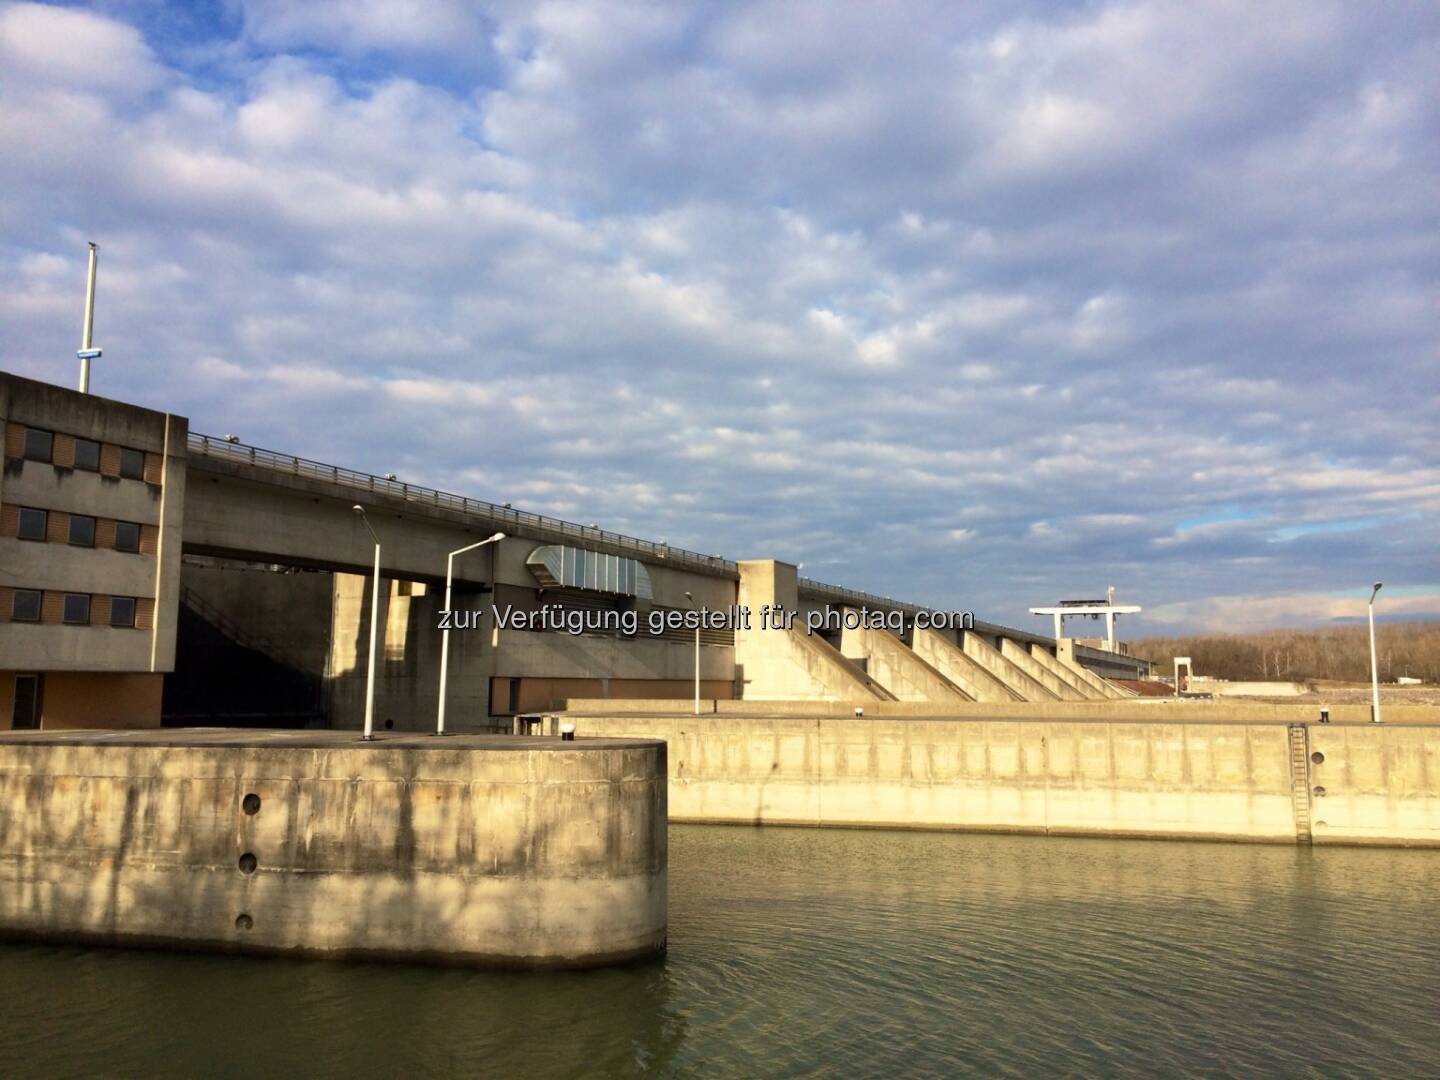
0 730 667 967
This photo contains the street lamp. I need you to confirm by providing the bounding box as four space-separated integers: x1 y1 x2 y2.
684 591 700 716
1368 581 1384 724
436 531 506 736
352 505 382 740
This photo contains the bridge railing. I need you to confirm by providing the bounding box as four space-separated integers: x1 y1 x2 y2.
188 432 739 575
797 577 923 615
186 433 969 617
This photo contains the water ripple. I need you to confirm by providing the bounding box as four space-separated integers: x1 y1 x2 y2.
1 828 1437 1078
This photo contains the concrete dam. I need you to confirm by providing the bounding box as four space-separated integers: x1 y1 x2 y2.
0 729 668 967
3 371 1436 978
556 702 1440 848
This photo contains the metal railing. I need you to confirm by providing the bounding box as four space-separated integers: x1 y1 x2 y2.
186 432 979 618
188 431 741 575
798 576 926 614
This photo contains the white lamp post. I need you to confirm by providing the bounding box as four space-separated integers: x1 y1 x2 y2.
1368 581 1383 724
352 505 382 740
684 591 700 716
436 531 506 736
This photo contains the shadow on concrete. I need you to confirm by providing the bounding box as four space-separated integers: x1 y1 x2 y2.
162 598 324 728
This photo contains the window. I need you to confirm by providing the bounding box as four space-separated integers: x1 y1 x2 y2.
73 438 100 471
11 675 40 730
11 590 42 622
68 514 96 547
109 596 136 627
23 428 52 462
115 521 141 553
17 508 47 542
63 593 91 625
119 448 145 480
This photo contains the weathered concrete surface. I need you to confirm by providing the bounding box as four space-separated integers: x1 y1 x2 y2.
562 697 1440 724
1307 724 1440 846
1026 643 1106 700
1000 637 1086 700
964 632 1058 702
840 623 970 703
557 709 1440 848
0 730 667 967
1051 640 1130 699
911 628 1022 703
1059 639 1134 696
734 560 893 700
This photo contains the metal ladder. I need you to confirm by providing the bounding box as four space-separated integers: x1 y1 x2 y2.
1287 724 1312 844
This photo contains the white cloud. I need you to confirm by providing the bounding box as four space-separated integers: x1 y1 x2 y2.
0 3 165 96
0 1 1434 631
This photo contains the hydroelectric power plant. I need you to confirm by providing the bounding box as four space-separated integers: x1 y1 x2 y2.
1 371 1436 978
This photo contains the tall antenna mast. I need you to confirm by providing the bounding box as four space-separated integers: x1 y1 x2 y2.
78 241 102 393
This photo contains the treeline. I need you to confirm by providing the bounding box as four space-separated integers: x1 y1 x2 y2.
1130 621 1440 683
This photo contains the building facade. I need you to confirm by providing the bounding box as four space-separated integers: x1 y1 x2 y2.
0 373 186 728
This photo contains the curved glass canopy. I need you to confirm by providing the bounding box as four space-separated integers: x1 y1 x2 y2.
526 544 654 599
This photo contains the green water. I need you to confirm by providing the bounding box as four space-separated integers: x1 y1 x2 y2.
1 826 1437 1078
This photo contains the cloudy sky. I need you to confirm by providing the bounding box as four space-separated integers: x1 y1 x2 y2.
2 1 1436 634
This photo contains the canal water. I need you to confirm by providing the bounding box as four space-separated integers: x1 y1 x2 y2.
1 826 1437 1078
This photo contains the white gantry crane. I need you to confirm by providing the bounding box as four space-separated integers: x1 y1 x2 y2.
1030 585 1142 653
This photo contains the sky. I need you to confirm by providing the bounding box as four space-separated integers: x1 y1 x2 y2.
1 0 1436 636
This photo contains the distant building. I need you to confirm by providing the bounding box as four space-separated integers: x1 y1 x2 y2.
1 374 186 728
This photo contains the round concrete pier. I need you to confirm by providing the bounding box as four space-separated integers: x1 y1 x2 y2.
0 729 667 968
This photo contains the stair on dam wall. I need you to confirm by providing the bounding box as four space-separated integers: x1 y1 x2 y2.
1024 643 1107 700
840 624 973 703
911 628 1024 703
1054 639 1137 698
759 625 898 701
999 638 1088 701
181 586 295 669
1287 724 1313 844
962 632 1058 702
801 630 899 701
1050 647 1133 699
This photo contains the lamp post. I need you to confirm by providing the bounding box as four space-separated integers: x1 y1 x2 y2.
352 505 381 740
1368 581 1383 724
436 531 506 736
684 591 700 716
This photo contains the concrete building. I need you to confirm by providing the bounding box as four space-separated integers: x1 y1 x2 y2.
1 374 186 729
1 372 1148 732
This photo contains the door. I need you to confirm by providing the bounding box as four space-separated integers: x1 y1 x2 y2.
11 674 41 729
